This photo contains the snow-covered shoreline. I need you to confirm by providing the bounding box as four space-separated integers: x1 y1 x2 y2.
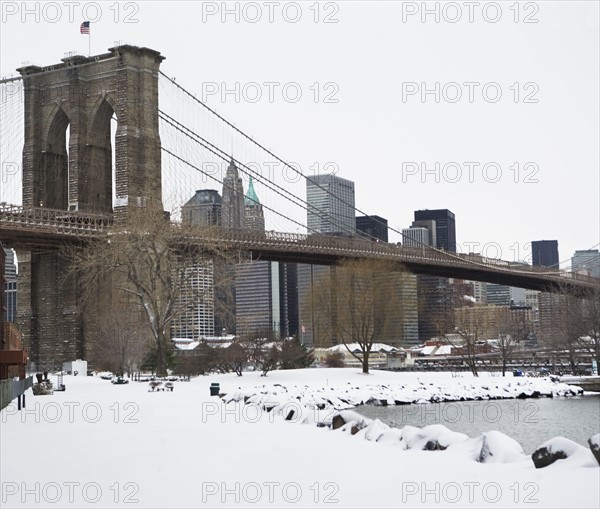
1 368 598 509
218 371 597 470
221 373 583 411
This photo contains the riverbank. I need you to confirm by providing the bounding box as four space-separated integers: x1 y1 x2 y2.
1 368 598 509
221 369 582 410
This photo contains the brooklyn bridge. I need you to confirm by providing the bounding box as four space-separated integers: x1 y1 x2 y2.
1 45 598 368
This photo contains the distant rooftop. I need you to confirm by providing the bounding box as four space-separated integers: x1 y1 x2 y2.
183 189 221 207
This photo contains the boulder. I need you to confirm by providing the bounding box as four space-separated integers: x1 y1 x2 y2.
478 431 527 463
587 434 600 465
532 446 567 468
402 424 469 451
376 428 404 444
447 431 527 464
359 419 390 442
331 410 372 436
331 414 346 430
532 437 592 468
424 440 445 451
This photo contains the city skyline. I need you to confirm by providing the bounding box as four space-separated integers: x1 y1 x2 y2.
1 2 598 271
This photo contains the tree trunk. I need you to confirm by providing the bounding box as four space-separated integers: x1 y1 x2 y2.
156 332 167 376
362 350 369 374
469 354 478 377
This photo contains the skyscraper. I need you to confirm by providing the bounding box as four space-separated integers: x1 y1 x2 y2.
213 158 246 334
170 262 215 340
236 178 299 338
402 226 431 249
237 177 270 335
485 284 510 306
399 223 437 345
278 262 299 338
244 176 265 231
531 240 559 269
3 247 16 322
356 215 388 242
172 191 221 340
413 209 456 341
571 249 600 278
409 219 437 248
298 264 330 347
413 209 456 252
393 272 420 346
306 174 355 235
485 284 526 307
472 281 488 304
221 158 245 229
300 174 355 346
236 261 273 336
181 189 221 226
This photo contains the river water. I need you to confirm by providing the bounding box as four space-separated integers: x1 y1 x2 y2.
354 394 600 453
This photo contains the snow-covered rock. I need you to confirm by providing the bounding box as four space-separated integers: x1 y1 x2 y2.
332 410 372 435
400 424 469 451
532 437 597 468
356 419 390 442
329 412 533 464
588 434 600 465
375 428 404 445
447 430 527 463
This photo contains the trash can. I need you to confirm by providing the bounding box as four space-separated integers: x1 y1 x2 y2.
210 383 220 396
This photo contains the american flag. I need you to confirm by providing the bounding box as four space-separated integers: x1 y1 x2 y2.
80 21 90 34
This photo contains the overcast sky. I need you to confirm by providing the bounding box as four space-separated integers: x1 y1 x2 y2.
1 1 598 269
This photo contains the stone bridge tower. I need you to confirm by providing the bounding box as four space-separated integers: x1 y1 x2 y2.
15 45 165 370
19 45 164 214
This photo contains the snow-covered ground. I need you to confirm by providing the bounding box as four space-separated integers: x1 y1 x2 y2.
1 368 598 508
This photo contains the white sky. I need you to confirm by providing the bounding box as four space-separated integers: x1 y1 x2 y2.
1 1 599 269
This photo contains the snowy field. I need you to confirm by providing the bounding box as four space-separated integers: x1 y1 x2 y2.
1 368 598 509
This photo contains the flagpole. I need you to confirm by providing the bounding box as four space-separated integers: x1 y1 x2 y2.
89 28 91 57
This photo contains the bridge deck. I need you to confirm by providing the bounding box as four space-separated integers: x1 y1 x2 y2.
2 204 599 294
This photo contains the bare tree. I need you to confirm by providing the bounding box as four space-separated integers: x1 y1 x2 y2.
540 284 596 374
67 208 231 376
87 296 150 377
578 293 600 368
545 285 600 372
310 259 405 374
496 308 525 376
255 344 281 377
215 342 248 376
447 305 495 377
